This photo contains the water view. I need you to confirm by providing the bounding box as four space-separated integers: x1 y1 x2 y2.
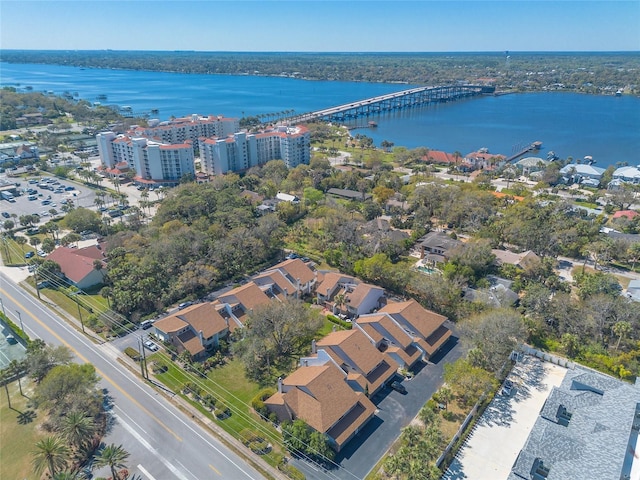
2 62 639 167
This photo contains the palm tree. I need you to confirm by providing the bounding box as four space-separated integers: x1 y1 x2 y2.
32 436 71 477
7 359 25 396
613 321 632 351
52 472 83 480
61 411 96 450
94 443 130 480
333 293 346 315
15 235 27 258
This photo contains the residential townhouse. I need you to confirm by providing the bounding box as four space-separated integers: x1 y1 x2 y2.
313 329 399 396
264 258 317 298
354 313 423 369
264 362 376 452
153 302 230 359
212 282 274 329
419 231 462 264
379 299 452 361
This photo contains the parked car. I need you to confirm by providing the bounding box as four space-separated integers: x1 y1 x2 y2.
390 381 407 394
502 379 514 396
178 301 193 310
1 212 9 218
143 340 159 352
24 251 35 259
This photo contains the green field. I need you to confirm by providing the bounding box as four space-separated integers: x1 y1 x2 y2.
154 357 284 466
0 379 42 480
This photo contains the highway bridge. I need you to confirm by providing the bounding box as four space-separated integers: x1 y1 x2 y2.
289 84 495 124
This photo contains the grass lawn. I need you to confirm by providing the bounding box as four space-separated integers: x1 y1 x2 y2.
154 357 284 466
0 379 43 480
571 265 632 290
0 237 28 266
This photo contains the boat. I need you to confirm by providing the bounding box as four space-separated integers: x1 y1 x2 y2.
368 121 378 128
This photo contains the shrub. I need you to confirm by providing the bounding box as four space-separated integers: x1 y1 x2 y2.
124 347 140 361
152 361 168 374
214 407 231 419
202 394 217 410
252 387 276 418
240 429 262 446
250 440 270 455
326 314 352 330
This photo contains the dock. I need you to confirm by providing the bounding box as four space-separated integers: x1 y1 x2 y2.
505 141 542 163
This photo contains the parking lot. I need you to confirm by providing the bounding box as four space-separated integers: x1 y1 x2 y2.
0 174 97 224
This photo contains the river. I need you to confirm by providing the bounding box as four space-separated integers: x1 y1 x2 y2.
1 62 638 167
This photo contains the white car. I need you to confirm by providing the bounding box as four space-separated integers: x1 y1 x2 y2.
143 340 159 352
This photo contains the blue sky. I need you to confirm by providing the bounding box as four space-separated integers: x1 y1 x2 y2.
1 1 638 52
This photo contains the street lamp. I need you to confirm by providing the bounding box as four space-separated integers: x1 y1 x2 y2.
15 310 24 332
0 297 5 317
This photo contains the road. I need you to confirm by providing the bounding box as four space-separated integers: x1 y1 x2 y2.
0 273 265 480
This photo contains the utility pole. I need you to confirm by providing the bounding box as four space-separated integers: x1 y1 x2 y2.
33 268 41 299
138 337 148 379
73 295 85 333
14 310 24 332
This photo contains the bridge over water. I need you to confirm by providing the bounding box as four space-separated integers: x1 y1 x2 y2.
289 84 495 125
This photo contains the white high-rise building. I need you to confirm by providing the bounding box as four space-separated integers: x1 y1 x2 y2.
199 125 310 175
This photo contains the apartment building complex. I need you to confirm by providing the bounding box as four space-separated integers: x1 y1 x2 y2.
97 114 309 184
198 125 310 175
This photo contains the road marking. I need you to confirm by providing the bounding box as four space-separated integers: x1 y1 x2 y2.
138 464 157 480
1 287 182 442
116 405 148 436
2 284 260 479
176 460 200 480
115 413 190 480
209 464 221 475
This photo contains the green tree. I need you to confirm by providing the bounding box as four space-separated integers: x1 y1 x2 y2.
94 443 130 480
34 363 98 410
62 207 101 233
61 410 96 450
613 321 632 351
461 309 526 372
32 436 70 478
235 299 323 382
443 359 497 406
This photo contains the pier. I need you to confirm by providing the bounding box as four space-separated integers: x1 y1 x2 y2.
505 141 543 163
288 84 495 125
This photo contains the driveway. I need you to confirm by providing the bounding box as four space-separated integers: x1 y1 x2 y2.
294 323 464 480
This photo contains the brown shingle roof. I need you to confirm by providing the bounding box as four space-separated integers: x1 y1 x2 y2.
177 330 205 356
270 258 315 286
253 270 296 295
154 315 188 334
316 272 357 297
380 299 448 340
317 329 394 377
279 363 376 447
217 282 271 312
174 303 228 339
346 283 383 310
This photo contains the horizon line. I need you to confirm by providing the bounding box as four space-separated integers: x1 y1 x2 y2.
1 49 639 54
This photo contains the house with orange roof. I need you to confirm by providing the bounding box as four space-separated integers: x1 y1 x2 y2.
264 362 376 452
266 258 317 297
46 245 107 289
312 330 399 396
354 313 423 369
153 302 230 359
379 299 452 361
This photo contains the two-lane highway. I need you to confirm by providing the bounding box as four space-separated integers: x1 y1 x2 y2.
1 272 265 480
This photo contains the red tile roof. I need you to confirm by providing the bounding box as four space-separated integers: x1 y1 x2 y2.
46 246 106 284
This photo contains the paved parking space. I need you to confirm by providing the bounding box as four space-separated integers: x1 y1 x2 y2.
443 356 567 480
1 174 96 221
0 322 27 370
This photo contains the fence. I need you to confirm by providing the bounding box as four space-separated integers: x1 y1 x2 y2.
521 345 575 369
435 393 485 468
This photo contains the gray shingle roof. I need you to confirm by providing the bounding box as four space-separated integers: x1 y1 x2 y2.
508 366 640 480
